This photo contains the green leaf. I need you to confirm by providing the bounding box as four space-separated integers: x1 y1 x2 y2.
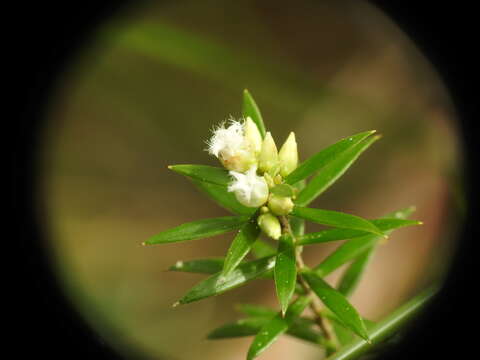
337 247 376 297
236 304 277 318
327 284 439 360
298 228 369 245
247 296 311 360
274 234 297 316
285 130 375 185
144 215 249 245
223 218 261 275
313 207 419 276
176 256 275 305
243 89 266 138
297 218 421 245
295 134 380 206
191 179 256 216
169 164 231 186
292 206 384 236
302 271 369 341
270 184 295 197
287 322 323 344
314 235 378 277
207 318 267 339
169 258 224 274
372 218 423 230
208 316 322 344
251 239 277 258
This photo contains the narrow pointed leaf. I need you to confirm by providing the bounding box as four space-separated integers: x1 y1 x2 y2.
247 296 311 360
285 130 375 185
207 318 267 339
287 322 323 344
313 207 418 276
337 247 376 297
169 164 231 186
330 316 376 346
236 304 277 318
298 218 421 245
292 206 384 236
251 239 276 258
295 135 380 206
208 316 321 344
169 258 224 274
144 215 249 245
177 256 275 305
372 218 422 230
327 285 439 360
274 234 297 316
243 89 266 138
303 271 369 340
191 179 256 216
223 219 261 275
314 235 378 277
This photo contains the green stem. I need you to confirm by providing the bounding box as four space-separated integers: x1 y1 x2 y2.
326 284 440 360
279 215 339 353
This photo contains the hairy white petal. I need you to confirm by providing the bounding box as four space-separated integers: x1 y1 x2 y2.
206 119 245 158
206 118 258 172
228 166 268 207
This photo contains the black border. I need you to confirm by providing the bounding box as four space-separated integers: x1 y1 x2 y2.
11 1 477 359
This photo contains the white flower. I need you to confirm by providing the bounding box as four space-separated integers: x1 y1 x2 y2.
228 165 269 207
206 118 261 172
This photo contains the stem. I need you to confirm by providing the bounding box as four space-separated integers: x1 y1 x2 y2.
279 215 339 351
326 284 440 360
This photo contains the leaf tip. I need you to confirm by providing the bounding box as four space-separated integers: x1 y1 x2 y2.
141 241 148 246
172 301 180 308
418 221 424 225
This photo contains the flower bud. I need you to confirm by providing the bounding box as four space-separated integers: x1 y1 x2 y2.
244 117 262 156
278 132 298 177
268 194 294 216
258 132 279 174
257 213 281 240
263 172 275 188
228 166 269 208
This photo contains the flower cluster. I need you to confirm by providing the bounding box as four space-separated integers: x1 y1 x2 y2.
207 117 298 239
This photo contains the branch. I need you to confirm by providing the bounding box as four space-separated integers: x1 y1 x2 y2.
279 215 339 352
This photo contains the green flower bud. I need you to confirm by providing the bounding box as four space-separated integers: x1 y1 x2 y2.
263 172 275 188
244 117 262 156
268 194 294 216
257 213 281 240
278 132 298 177
258 132 279 174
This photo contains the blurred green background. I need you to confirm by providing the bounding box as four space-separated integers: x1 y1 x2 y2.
40 0 463 359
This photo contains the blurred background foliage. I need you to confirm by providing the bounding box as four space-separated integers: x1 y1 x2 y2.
40 0 463 359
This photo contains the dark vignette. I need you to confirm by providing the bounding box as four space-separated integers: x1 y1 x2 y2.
11 1 477 359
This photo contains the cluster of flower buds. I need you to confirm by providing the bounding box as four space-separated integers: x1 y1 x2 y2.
207 117 298 240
